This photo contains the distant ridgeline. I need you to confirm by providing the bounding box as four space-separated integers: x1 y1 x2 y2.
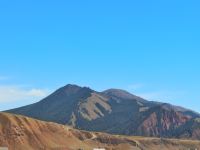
7 84 200 139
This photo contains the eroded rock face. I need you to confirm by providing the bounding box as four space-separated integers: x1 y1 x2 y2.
135 105 191 137
79 93 111 121
6 84 200 139
1 112 200 150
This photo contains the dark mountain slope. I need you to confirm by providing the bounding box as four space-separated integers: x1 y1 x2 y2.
173 118 200 139
121 104 191 136
2 112 200 150
8 84 94 124
6 84 200 139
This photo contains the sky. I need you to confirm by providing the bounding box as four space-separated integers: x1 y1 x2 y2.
0 0 200 112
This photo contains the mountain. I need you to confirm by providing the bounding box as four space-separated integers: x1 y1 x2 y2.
0 112 139 150
1 112 200 150
173 118 200 139
6 84 200 139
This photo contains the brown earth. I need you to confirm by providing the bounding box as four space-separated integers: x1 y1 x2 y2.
0 112 200 150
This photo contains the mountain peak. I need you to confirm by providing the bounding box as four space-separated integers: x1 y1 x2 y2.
6 84 200 139
62 84 82 90
64 84 81 88
57 84 93 95
102 88 147 103
103 88 136 99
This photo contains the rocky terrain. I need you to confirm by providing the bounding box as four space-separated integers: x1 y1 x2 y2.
7 84 200 139
0 112 200 150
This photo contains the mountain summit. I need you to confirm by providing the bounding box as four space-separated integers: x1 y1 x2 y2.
7 84 200 139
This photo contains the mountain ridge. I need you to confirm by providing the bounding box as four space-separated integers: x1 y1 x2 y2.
6 84 200 139
2 112 200 150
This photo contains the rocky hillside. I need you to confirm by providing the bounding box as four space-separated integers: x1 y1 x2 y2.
1 112 200 150
7 84 200 139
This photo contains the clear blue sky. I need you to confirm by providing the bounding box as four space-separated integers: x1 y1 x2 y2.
0 0 200 112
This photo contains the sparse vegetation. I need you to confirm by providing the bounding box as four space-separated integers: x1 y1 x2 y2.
1 112 200 150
